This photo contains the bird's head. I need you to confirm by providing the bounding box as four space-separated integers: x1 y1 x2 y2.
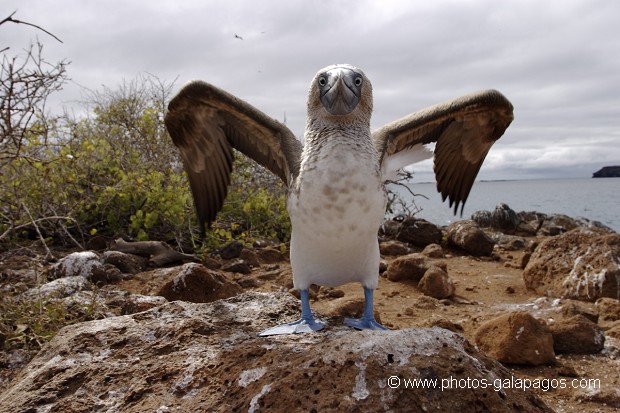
308 64 373 125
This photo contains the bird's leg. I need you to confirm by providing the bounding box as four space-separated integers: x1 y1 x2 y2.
258 289 327 336
344 286 388 331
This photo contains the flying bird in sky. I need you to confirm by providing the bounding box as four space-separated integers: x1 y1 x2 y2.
165 64 513 335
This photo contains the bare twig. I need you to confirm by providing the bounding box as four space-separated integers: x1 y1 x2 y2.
0 215 82 245
20 203 54 259
1 11 63 43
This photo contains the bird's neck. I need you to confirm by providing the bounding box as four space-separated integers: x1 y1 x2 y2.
301 119 378 169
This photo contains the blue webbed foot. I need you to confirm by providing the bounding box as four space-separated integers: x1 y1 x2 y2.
344 316 387 331
258 288 327 336
258 317 327 336
344 286 389 331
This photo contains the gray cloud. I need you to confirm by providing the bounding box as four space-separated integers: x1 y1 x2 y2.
4 0 620 180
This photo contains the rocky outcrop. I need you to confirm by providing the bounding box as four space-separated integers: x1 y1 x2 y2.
447 220 495 256
0 292 552 413
474 311 555 365
592 165 620 178
523 228 620 301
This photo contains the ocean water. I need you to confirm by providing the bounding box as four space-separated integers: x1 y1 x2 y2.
387 178 620 232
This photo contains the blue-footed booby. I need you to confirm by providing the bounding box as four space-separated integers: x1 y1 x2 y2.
164 64 513 335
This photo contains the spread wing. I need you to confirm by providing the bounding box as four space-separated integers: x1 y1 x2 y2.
165 81 303 231
373 89 514 214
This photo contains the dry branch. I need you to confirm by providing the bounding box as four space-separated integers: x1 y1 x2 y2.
1 11 63 44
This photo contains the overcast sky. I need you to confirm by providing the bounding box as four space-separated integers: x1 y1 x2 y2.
4 0 620 181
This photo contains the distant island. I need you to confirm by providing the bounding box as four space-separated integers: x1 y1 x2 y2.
592 165 620 178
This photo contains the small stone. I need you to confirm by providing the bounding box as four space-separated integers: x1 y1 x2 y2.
596 297 620 323
257 247 285 264
379 240 410 256
550 315 605 354
418 266 455 299
421 243 445 258
101 250 147 274
379 219 401 238
574 389 620 408
560 301 598 323
384 253 429 282
427 319 463 332
239 249 260 268
221 259 252 274
605 320 620 339
157 263 242 303
505 286 515 294
474 311 555 365
413 295 440 309
447 220 495 257
379 260 388 273
219 241 244 259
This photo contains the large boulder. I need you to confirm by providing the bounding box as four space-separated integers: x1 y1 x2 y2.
474 311 555 365
0 292 552 413
396 218 443 247
472 203 520 233
523 228 620 301
447 220 495 256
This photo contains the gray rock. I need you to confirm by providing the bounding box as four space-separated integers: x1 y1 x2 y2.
396 218 442 247
47 251 122 285
447 220 495 256
21 276 92 300
0 292 552 413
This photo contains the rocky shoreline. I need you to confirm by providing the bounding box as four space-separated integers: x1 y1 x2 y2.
1 204 619 412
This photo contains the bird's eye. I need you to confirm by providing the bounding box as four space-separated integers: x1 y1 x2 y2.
354 76 363 87
318 76 327 87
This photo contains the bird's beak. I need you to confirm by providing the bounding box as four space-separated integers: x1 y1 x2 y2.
319 68 361 116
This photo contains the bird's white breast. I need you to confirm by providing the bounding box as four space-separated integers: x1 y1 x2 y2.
287 133 386 290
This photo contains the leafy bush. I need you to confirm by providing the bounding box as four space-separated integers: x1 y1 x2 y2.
0 290 104 354
0 53 291 250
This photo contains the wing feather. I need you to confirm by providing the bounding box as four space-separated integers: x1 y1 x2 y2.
165 81 302 231
373 89 513 214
